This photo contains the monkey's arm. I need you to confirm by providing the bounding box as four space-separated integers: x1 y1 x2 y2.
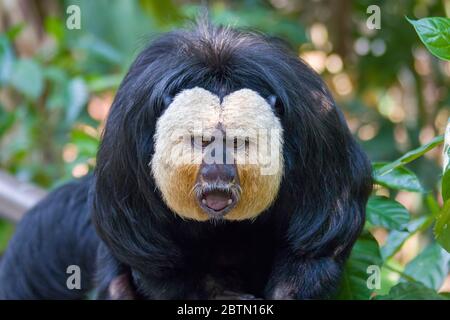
264 252 344 299
265 198 365 300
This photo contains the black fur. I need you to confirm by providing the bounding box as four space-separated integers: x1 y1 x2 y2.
0 176 98 299
0 20 372 299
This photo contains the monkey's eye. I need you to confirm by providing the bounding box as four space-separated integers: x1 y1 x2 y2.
191 136 214 149
267 95 284 116
233 137 248 150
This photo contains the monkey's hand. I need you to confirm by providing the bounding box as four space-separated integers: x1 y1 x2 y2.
265 255 343 300
213 290 261 300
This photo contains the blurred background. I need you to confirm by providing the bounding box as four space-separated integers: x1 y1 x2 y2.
0 0 449 296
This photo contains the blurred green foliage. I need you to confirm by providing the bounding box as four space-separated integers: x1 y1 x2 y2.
0 0 449 300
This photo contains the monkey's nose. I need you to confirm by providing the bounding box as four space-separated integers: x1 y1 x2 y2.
199 163 236 183
196 162 240 217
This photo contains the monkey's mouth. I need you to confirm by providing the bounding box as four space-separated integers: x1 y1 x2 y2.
197 188 238 218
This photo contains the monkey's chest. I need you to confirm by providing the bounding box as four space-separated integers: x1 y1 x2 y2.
192 232 276 296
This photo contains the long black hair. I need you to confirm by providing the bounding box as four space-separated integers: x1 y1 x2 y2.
93 18 372 278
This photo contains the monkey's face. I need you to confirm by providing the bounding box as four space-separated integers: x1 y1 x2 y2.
151 87 284 221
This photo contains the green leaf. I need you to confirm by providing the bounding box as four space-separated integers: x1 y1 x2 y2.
381 216 432 260
407 17 450 61
71 127 99 158
441 292 450 299
373 162 423 192
10 59 44 99
65 78 88 124
426 193 441 216
442 169 450 201
366 196 410 230
336 232 382 300
86 74 122 92
0 219 15 253
44 67 69 110
378 136 444 176
444 171 450 203
443 118 450 201
76 35 123 64
403 243 450 290
5 24 24 41
434 201 450 252
375 259 405 296
377 282 448 300
139 0 184 27
0 36 14 84
0 107 16 137
377 136 444 176
44 17 65 44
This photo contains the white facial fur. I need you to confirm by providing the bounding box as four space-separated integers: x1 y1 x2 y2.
151 87 284 221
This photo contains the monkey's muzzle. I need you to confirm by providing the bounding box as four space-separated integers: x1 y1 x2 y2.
194 161 241 218
197 188 238 218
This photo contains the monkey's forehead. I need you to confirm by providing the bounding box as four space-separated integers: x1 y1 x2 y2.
156 87 281 135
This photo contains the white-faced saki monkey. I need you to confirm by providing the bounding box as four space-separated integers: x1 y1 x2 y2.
0 19 372 300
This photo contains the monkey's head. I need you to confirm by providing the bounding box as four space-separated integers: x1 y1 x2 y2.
151 87 283 221
94 19 371 241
